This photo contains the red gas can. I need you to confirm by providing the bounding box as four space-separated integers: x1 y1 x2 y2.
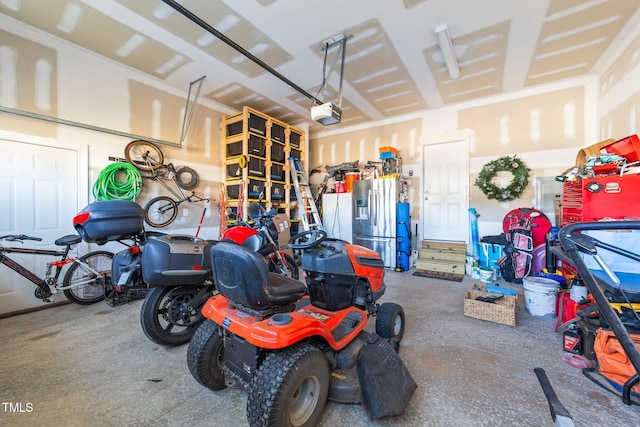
557 292 579 325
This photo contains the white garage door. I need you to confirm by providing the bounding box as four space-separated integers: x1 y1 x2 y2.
0 139 79 315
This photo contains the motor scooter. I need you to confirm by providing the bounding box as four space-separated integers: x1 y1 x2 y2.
73 200 298 347
138 203 298 346
187 229 416 426
73 200 215 346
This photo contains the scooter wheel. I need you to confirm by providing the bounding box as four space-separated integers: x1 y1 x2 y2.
140 286 205 346
376 302 405 343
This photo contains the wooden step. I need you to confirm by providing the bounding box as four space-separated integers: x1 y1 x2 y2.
417 239 467 275
415 259 465 274
418 248 466 263
421 240 467 252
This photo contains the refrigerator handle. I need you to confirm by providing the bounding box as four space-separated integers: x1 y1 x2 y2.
372 188 378 226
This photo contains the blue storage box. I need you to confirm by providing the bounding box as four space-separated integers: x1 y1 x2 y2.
479 243 504 275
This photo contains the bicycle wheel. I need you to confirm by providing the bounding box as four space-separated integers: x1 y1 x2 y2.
145 196 178 227
62 250 113 305
125 140 164 171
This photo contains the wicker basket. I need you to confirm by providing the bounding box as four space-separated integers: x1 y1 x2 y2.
463 283 517 326
575 138 615 166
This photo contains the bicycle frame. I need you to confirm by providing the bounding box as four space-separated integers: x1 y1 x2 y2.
1 245 108 298
146 164 190 201
143 162 208 209
0 246 66 289
130 142 207 204
126 140 210 228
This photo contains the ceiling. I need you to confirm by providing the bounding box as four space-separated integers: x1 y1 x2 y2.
2 0 640 130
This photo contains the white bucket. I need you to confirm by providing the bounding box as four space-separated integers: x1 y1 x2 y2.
523 277 560 318
479 267 494 283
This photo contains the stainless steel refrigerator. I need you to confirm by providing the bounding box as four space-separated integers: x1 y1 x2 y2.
353 178 397 268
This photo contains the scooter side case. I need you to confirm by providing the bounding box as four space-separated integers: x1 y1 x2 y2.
111 249 140 286
142 235 213 286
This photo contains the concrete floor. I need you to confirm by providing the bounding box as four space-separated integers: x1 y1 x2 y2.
1 271 638 427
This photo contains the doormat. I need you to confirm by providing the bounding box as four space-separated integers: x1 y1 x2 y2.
412 269 464 282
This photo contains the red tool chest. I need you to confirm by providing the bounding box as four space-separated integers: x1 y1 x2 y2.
561 174 640 275
562 174 640 225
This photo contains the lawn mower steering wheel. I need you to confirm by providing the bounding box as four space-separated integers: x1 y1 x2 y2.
288 229 328 250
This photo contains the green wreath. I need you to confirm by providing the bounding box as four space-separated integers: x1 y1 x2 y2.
475 155 530 201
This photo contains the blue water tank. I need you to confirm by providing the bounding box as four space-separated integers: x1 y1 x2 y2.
397 203 411 271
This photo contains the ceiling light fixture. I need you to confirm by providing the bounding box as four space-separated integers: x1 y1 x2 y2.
434 24 460 79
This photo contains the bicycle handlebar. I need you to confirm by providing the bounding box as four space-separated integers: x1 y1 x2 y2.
0 234 42 242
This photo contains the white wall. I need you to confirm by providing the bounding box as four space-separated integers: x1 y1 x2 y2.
0 13 233 239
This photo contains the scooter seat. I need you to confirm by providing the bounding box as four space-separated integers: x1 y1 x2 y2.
211 242 306 311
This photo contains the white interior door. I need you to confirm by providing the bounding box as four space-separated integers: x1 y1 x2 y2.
0 140 79 315
422 139 469 242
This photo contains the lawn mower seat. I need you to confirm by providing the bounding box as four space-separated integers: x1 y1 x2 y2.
210 242 306 310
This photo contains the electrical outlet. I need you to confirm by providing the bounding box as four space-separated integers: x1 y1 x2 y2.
409 170 414 177
183 208 189 216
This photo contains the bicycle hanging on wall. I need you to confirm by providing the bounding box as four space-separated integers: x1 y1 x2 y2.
124 139 209 228
0 234 113 305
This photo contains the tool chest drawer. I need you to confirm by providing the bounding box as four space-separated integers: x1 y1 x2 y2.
562 175 640 224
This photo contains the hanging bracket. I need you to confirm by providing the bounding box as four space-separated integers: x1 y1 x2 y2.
318 34 351 108
311 34 351 125
180 75 206 144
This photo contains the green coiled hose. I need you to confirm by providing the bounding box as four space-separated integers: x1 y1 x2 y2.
92 162 142 201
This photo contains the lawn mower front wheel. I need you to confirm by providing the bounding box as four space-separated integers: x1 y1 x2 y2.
376 302 405 343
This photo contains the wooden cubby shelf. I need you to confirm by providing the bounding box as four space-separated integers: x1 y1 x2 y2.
222 106 305 221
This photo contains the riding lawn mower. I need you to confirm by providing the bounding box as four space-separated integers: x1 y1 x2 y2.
187 229 416 426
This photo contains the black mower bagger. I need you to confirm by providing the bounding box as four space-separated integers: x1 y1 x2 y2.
187 229 416 426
